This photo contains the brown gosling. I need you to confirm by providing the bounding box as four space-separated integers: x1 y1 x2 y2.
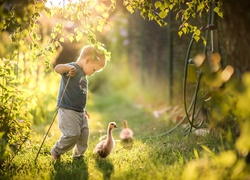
93 122 118 158
119 120 133 142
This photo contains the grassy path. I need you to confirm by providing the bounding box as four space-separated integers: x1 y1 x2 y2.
2 92 219 180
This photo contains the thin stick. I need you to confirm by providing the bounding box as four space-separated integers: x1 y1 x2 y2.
34 76 70 163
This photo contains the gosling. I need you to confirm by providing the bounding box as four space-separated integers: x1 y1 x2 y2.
119 120 133 142
93 122 118 158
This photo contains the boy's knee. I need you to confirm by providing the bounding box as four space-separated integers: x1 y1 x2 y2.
66 131 81 141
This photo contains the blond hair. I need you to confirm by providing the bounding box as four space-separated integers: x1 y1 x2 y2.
78 45 104 62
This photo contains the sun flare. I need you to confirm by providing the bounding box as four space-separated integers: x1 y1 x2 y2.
45 0 88 7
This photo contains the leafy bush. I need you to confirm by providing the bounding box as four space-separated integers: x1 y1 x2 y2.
0 59 31 168
180 53 250 179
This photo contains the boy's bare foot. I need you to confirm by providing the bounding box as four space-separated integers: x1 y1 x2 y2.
51 153 60 161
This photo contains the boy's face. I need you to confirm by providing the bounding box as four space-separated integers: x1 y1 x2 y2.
83 57 106 76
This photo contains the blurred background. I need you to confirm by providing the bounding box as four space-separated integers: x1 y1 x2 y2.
49 2 200 106
0 0 213 133
33 2 199 127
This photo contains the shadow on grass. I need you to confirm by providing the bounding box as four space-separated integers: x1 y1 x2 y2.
120 139 134 150
95 158 114 180
52 158 88 180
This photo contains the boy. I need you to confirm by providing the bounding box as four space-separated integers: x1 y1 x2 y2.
51 45 107 160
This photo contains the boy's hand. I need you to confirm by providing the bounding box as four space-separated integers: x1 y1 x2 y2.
67 66 76 76
85 110 90 119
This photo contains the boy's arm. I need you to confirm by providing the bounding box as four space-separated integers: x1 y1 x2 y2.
54 64 76 76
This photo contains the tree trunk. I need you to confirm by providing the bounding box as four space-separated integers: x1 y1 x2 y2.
221 0 250 75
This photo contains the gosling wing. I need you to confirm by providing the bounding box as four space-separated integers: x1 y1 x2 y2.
93 140 110 158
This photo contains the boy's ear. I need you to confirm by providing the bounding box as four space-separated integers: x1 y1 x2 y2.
85 57 91 64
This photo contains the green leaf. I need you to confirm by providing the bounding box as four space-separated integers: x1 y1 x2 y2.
59 37 64 42
201 145 214 155
197 2 204 11
54 41 60 48
169 4 174 10
178 31 183 37
159 10 168 19
126 5 134 13
50 32 56 39
195 29 201 36
182 27 187 34
148 12 154 20
215 151 237 168
67 33 74 42
214 7 223 18
97 25 103 32
193 148 199 159
19 40 24 46
75 32 83 42
36 34 42 41
155 1 162 9
194 35 200 42
123 0 129 6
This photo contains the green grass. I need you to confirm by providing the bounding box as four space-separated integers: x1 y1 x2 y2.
1 91 249 180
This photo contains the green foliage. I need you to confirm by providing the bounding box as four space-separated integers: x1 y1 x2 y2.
177 0 222 39
44 0 114 60
0 0 115 167
181 51 250 179
193 52 246 138
0 0 57 167
124 0 223 42
0 0 44 32
235 74 250 156
0 59 31 167
124 0 168 26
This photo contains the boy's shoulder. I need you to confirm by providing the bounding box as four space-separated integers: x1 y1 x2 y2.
68 62 76 65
